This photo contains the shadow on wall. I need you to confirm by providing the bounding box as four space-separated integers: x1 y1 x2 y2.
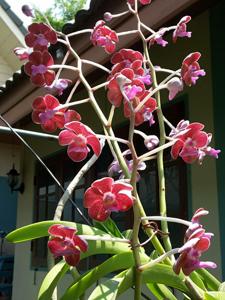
0 177 17 256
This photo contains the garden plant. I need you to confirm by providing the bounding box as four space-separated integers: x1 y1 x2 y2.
4 0 225 299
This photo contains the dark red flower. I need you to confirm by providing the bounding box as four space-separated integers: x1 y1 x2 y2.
181 52 205 86
173 208 216 275
123 91 156 126
25 23 57 52
58 121 101 162
24 51 55 86
48 224 88 267
91 20 118 54
32 94 81 132
84 177 133 221
107 68 145 107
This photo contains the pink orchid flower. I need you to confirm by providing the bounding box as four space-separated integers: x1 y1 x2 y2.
48 224 88 267
107 68 145 107
58 121 101 162
32 94 81 132
25 23 57 52
170 121 220 164
24 50 55 86
173 16 192 43
123 91 156 126
91 20 119 54
181 52 206 86
173 208 217 275
14 47 32 61
84 177 133 221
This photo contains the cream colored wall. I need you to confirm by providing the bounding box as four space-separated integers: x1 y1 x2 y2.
0 55 14 86
11 10 221 300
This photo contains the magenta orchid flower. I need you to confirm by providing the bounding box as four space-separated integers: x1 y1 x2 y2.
181 52 206 86
84 177 133 221
107 68 145 107
24 51 55 86
48 224 88 267
149 28 168 48
123 91 157 126
91 20 119 54
173 208 217 275
111 49 144 76
173 16 192 43
25 23 57 52
58 121 101 162
170 121 220 164
32 94 81 132
45 79 72 96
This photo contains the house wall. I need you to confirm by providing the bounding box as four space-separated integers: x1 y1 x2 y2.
0 142 20 255
11 10 222 300
0 55 13 86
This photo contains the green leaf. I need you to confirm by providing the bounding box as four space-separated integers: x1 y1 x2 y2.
60 252 135 300
219 282 225 292
122 229 133 240
6 221 107 243
142 264 191 296
88 277 122 300
196 269 221 291
38 260 69 300
93 218 124 238
146 282 177 300
189 271 207 291
204 291 225 300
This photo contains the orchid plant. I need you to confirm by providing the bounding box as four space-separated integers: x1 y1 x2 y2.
4 1 224 300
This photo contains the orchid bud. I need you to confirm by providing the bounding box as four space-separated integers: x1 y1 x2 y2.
21 4 35 17
14 47 31 61
104 12 112 22
166 77 183 101
144 135 159 150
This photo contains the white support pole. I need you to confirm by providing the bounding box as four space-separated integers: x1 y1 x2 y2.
0 126 58 140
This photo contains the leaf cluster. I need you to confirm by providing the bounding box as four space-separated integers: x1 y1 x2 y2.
33 0 86 31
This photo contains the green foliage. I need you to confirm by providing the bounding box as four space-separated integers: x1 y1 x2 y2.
204 292 225 300
93 217 124 238
33 0 86 31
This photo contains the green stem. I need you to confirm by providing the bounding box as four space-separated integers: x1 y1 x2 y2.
144 39 173 255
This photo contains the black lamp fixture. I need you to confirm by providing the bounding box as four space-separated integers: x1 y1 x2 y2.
7 164 24 194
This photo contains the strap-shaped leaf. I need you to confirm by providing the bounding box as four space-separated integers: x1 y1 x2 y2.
204 291 225 299
88 269 133 300
6 221 108 243
93 218 124 238
196 269 221 291
142 264 190 297
60 252 134 300
146 282 177 300
38 260 69 300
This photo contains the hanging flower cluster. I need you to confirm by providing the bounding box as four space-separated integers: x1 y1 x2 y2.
170 120 220 164
173 208 217 275
107 49 155 126
22 23 57 86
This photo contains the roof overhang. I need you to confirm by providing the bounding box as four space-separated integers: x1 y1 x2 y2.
0 0 220 125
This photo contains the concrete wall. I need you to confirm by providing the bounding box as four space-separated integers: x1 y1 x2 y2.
10 10 222 300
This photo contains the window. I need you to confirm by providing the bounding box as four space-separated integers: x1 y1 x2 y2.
32 152 94 268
